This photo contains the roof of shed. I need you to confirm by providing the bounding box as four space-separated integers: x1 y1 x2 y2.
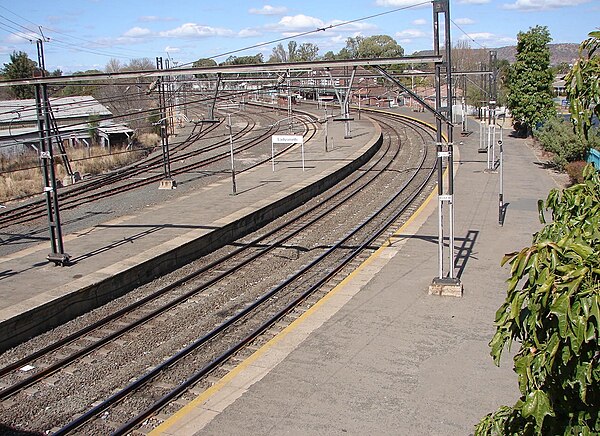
0 96 112 124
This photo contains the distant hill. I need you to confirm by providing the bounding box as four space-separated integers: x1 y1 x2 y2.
414 43 581 66
495 43 580 65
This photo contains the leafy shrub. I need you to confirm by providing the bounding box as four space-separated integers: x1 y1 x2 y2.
534 117 600 170
565 160 588 184
475 164 600 435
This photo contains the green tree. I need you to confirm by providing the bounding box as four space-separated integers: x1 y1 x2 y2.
57 70 103 97
338 36 363 59
296 43 320 62
192 58 217 79
1 51 37 99
268 41 296 63
322 50 337 61
475 165 600 435
535 115 600 169
193 58 217 68
338 35 403 59
357 35 404 58
565 30 600 141
221 54 263 65
553 62 571 75
507 26 555 136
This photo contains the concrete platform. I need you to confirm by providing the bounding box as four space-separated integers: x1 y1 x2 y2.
150 109 565 436
0 117 382 352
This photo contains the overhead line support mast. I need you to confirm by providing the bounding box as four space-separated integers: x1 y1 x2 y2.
429 0 462 296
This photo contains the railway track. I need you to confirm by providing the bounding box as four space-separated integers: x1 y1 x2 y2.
0 111 439 434
0 107 318 243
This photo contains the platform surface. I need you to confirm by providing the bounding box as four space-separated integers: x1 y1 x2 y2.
0 117 377 328
150 109 565 436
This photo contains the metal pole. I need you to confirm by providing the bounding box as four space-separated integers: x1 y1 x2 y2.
38 83 70 265
433 1 444 280
448 142 455 279
498 127 504 226
228 113 237 194
492 124 497 168
437 142 444 279
324 105 328 152
287 70 292 133
444 0 455 280
499 141 504 225
272 138 275 171
487 123 492 169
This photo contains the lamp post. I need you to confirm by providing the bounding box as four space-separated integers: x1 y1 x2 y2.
216 104 242 195
227 113 237 195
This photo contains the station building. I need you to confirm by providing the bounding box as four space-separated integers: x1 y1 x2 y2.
0 96 133 157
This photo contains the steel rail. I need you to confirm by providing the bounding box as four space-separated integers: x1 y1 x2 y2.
0 111 386 396
53 114 436 435
0 110 309 230
111 116 436 436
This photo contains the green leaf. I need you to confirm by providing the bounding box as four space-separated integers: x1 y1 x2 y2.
489 330 509 366
550 293 570 338
574 362 592 403
522 390 554 431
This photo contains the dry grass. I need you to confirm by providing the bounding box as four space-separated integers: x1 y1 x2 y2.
0 145 148 204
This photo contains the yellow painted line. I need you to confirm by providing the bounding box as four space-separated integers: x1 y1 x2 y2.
152 191 440 436
151 113 447 435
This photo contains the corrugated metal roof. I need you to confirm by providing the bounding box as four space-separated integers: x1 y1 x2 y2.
0 96 112 124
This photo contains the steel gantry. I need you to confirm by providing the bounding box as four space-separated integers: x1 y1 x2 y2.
1 5 460 268
429 0 462 296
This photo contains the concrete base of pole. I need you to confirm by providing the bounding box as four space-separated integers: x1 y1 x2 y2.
428 277 463 297
47 252 71 267
62 172 82 186
158 178 177 190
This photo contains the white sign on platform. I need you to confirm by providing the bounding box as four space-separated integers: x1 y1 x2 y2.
271 135 303 144
271 135 305 171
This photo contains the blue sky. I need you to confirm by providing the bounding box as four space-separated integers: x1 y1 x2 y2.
0 0 597 74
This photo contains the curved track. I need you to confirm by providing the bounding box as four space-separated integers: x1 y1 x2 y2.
0 106 318 246
0 110 440 435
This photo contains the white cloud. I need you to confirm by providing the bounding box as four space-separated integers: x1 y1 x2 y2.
375 0 430 7
238 28 262 38
249 5 288 15
458 0 491 4
164 46 180 53
159 23 233 38
396 29 428 39
459 32 516 45
412 18 427 25
266 14 375 35
454 17 475 25
277 14 325 31
5 32 39 44
502 0 590 10
123 27 152 38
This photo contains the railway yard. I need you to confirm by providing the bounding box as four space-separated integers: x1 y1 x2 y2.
0 101 564 434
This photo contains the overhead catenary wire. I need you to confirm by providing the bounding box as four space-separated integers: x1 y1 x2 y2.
0 5 154 60
2 2 431 73
175 1 432 69
0 81 288 149
450 18 488 50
